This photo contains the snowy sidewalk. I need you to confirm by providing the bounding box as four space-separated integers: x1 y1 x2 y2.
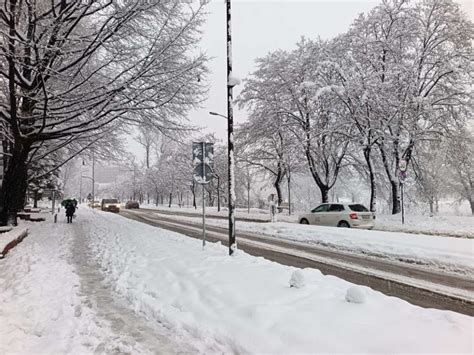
0 212 200 354
1 209 473 354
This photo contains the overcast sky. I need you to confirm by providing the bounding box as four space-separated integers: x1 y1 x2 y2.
127 0 473 159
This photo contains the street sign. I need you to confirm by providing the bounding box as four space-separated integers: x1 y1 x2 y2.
193 163 213 184
192 142 214 184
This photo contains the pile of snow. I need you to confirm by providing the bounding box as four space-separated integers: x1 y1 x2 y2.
346 286 366 304
83 210 471 353
289 270 305 288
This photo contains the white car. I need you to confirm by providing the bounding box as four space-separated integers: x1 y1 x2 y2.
298 203 375 229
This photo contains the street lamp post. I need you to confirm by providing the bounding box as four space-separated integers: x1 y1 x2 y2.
226 0 236 255
208 110 235 254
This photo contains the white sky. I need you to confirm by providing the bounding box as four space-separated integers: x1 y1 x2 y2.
128 0 473 159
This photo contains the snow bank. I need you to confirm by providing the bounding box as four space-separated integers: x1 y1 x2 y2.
0 227 28 257
147 213 474 276
82 210 473 353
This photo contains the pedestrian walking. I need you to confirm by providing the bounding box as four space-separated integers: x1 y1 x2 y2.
65 203 76 223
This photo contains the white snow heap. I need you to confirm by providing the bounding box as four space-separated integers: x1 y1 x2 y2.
289 270 305 288
345 285 366 304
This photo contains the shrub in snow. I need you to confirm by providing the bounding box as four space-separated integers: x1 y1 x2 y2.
289 270 305 288
345 286 366 304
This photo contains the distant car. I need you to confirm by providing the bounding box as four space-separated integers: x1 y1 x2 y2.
125 200 140 209
298 203 375 229
101 199 120 213
89 200 101 209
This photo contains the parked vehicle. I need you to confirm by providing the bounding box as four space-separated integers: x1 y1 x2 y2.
298 203 375 229
125 200 140 209
101 199 120 213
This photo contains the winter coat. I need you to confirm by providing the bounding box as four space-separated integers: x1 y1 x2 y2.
65 205 76 217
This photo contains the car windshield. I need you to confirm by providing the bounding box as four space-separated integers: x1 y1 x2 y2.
103 199 118 204
348 204 369 212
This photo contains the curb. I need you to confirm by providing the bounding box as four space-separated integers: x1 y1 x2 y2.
0 229 29 259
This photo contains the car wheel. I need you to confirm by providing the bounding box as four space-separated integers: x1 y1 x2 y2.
300 218 309 225
338 221 350 228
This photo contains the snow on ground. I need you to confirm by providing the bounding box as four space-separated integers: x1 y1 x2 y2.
141 212 474 277
0 212 200 354
374 213 474 238
2 209 472 353
140 203 474 237
84 209 472 353
0 216 104 354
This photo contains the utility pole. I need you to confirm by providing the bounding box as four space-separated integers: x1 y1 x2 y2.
226 0 236 255
247 167 250 214
287 164 291 216
92 149 95 203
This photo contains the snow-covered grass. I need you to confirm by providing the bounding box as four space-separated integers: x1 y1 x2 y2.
375 213 474 238
140 203 474 237
136 212 474 277
86 209 472 353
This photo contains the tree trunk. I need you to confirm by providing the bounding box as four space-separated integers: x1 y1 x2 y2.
33 190 38 208
169 192 172 208
470 199 474 216
0 142 31 226
320 186 329 204
390 180 401 214
363 146 376 212
378 142 401 214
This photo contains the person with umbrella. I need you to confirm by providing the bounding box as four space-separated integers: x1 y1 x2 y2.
62 198 77 223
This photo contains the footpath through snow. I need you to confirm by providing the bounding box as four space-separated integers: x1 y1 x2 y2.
1 209 473 354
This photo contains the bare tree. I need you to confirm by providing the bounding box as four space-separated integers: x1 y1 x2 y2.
0 1 208 225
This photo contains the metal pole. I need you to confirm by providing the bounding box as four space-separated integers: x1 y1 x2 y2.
202 184 206 247
247 168 250 214
401 183 405 225
51 190 55 214
92 149 95 204
217 175 220 212
288 165 291 216
226 0 236 255
202 142 206 247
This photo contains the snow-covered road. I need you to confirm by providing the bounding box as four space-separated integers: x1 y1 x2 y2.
1 209 472 354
